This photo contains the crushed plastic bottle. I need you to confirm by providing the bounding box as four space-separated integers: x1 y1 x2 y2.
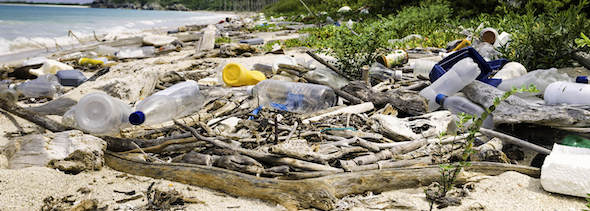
435 94 493 129
248 79 337 113
544 81 590 105
497 68 571 93
15 74 61 98
116 46 155 59
129 80 204 126
419 58 481 111
63 92 133 135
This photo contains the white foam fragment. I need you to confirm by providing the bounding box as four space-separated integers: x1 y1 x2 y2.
540 144 590 197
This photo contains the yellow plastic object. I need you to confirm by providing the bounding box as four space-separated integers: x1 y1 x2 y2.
450 39 472 52
222 63 266 87
79 58 104 66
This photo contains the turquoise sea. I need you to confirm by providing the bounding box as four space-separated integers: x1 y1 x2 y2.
0 4 229 57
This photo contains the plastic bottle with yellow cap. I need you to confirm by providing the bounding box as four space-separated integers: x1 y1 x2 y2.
222 63 266 87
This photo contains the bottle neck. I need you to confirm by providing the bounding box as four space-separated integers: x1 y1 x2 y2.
435 94 448 106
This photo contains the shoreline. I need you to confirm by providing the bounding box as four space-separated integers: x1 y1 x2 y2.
0 3 89 8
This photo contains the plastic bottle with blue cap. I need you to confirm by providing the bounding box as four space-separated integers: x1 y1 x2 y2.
63 92 133 135
248 79 337 113
435 94 493 129
129 80 204 126
419 58 481 111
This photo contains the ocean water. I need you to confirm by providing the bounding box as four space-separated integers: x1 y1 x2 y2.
0 4 229 57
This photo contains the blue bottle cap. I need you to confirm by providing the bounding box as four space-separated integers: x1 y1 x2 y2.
435 94 448 105
129 111 145 125
576 76 588 84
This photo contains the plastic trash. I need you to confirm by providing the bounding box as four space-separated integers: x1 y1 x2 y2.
494 32 512 48
544 81 590 105
369 62 402 83
295 57 316 70
29 60 73 76
222 63 266 87
435 94 493 129
63 92 133 135
576 76 589 84
492 62 527 80
561 135 590 149
338 6 351 13
96 45 118 57
480 28 499 44
116 46 155 59
497 68 571 93
410 59 437 79
430 47 506 87
199 25 216 51
419 58 481 111
303 67 350 89
377 50 408 68
56 70 87 87
22 57 47 67
248 79 337 113
15 74 61 98
79 57 107 66
272 56 297 73
475 42 499 61
129 80 204 126
239 38 264 45
449 39 471 52
541 143 590 197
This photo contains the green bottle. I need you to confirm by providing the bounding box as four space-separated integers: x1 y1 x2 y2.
560 135 590 149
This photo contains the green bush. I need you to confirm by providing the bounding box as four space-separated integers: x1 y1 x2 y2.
215 37 231 44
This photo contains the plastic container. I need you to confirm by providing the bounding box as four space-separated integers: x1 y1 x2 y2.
492 62 527 80
497 68 571 93
541 143 590 197
369 62 402 83
544 81 590 105
450 39 471 52
419 58 481 111
116 46 155 59
377 50 408 68
494 32 512 48
430 47 505 87
248 79 338 113
576 76 589 84
561 135 590 149
15 74 61 98
129 80 204 126
56 70 87 87
64 92 133 135
480 28 499 44
435 94 493 129
410 59 437 79
303 67 350 89
222 63 266 87
96 45 118 57
29 60 73 76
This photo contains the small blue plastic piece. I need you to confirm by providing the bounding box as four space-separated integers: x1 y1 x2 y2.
129 111 146 125
248 106 263 120
270 103 288 111
429 47 505 87
576 76 589 84
435 94 447 105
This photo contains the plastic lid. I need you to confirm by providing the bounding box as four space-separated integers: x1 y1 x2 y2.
129 111 146 125
435 94 448 105
576 76 588 84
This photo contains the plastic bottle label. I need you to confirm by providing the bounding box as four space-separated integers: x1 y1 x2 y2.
285 92 304 110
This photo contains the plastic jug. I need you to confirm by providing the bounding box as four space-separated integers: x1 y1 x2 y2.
497 68 571 93
435 94 493 129
29 60 73 76
544 81 590 105
129 80 204 126
222 63 266 87
15 74 61 98
419 58 481 111
248 79 337 113
63 92 133 135
492 62 527 80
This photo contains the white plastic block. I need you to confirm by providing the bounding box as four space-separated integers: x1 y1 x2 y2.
540 144 590 197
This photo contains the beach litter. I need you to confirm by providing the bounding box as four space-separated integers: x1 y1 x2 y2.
0 13 588 211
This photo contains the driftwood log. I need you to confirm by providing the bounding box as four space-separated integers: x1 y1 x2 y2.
462 81 590 127
341 81 428 115
0 97 72 132
105 151 540 210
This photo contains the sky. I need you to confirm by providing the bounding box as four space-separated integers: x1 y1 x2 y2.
2 0 93 4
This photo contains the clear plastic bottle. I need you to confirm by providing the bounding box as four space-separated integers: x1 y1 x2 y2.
272 56 297 74
129 80 204 125
63 92 133 135
436 94 494 129
497 68 570 93
116 46 155 59
544 81 590 105
303 67 350 89
419 58 481 111
248 79 337 113
16 74 61 98
369 62 402 83
492 62 527 80
410 59 437 79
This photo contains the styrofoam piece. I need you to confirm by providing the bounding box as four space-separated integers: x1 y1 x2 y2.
541 144 590 197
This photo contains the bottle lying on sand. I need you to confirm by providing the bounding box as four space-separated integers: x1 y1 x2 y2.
419 58 481 111
248 79 337 113
544 81 590 105
16 74 61 99
435 94 494 129
63 92 133 135
129 80 204 126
